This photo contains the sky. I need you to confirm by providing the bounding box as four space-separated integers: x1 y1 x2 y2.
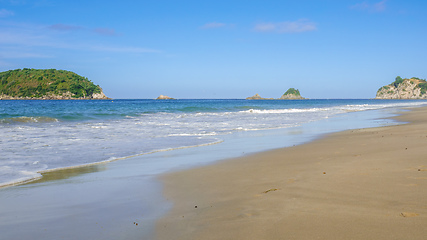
0 0 426 99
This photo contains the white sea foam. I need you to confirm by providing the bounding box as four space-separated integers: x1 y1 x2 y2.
1 100 426 186
168 132 218 137
244 108 323 114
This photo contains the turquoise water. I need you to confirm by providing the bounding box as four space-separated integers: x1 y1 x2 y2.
1 99 426 186
1 99 426 239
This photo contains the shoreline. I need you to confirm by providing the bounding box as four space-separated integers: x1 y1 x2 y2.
0 105 422 240
3 99 409 189
156 107 427 239
0 139 225 189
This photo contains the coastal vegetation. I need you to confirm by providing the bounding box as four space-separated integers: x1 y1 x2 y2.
392 76 404 88
376 76 427 99
279 88 305 100
418 82 427 95
0 68 108 99
283 88 301 96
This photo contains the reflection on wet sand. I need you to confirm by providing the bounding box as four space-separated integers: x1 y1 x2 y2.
28 164 108 185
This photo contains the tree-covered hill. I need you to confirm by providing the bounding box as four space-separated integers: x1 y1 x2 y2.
279 88 305 100
283 88 301 96
0 68 109 99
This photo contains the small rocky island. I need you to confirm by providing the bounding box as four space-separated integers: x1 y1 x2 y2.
156 95 175 100
246 88 306 100
376 76 427 99
0 68 109 100
246 94 273 100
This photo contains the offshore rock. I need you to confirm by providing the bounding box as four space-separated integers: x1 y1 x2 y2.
246 94 273 100
156 95 175 100
246 88 306 100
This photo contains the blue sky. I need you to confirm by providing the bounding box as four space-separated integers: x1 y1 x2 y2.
0 0 426 99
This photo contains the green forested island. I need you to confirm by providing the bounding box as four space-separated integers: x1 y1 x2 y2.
283 88 300 97
280 88 305 99
0 68 109 100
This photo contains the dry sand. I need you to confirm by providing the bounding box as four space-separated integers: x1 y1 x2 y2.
156 107 427 240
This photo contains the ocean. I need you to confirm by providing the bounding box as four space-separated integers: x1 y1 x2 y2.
1 99 427 187
1 98 427 239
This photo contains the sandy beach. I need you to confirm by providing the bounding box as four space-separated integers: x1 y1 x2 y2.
156 107 427 240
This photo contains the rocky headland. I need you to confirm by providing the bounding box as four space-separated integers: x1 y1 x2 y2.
376 76 427 99
246 88 306 100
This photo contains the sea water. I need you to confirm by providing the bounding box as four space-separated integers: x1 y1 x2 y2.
0 99 426 187
1 99 427 239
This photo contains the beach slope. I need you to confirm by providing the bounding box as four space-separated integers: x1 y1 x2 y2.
157 107 427 240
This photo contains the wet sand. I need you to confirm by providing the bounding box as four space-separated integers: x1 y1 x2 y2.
157 107 427 240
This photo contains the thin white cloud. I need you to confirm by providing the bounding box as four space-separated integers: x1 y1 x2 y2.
49 23 82 31
254 23 276 32
0 21 159 58
89 45 160 53
350 0 387 12
0 30 159 54
49 24 118 36
0 8 14 17
200 22 227 29
351 2 369 10
373 0 387 11
93 27 117 36
0 31 48 46
0 59 12 68
0 51 52 59
5 0 26 5
254 19 317 33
